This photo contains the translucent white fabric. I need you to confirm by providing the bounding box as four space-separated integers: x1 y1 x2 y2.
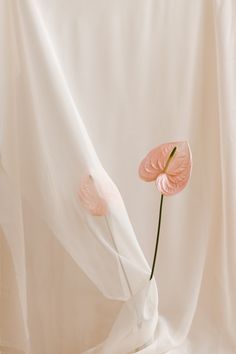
0 0 236 353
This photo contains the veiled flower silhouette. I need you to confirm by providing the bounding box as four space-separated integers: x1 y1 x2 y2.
78 173 133 297
139 141 192 196
139 141 192 280
78 174 107 216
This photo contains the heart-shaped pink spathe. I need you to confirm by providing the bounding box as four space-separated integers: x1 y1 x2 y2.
139 141 192 196
78 174 108 216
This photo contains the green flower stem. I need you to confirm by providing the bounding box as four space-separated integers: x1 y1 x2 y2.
150 194 164 280
149 146 177 281
105 217 143 327
105 217 133 297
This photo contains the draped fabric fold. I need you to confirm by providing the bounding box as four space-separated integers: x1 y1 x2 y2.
0 0 157 353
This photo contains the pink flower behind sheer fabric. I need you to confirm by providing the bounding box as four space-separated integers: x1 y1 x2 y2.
139 141 192 196
78 173 134 298
78 174 107 216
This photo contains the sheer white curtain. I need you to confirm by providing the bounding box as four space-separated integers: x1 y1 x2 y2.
0 0 235 353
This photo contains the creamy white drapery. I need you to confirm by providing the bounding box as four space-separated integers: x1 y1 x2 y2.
0 0 235 353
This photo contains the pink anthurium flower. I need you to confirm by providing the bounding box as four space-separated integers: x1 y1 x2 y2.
78 173 134 297
139 141 192 280
139 141 192 196
78 174 107 216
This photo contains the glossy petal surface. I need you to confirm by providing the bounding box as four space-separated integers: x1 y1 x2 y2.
139 141 192 196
